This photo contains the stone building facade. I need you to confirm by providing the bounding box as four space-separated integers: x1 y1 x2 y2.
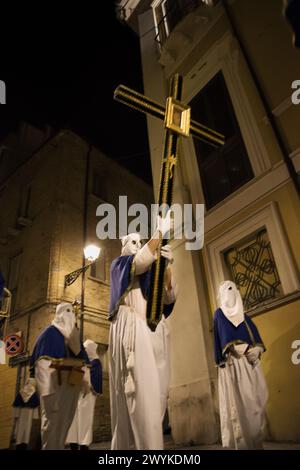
0 124 153 448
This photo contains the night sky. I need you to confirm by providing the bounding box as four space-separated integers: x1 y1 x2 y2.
0 2 152 184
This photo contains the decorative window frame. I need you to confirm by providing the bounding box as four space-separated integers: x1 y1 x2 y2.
181 32 272 220
204 201 300 313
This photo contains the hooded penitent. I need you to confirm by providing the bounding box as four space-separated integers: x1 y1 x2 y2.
109 234 174 321
30 303 89 371
52 302 80 352
120 233 142 256
214 281 265 366
218 280 244 327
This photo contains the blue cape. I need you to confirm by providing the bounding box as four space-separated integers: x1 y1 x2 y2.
29 325 89 374
13 391 40 409
90 358 102 395
213 308 265 366
109 254 174 320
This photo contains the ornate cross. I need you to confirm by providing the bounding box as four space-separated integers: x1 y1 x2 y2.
114 74 225 331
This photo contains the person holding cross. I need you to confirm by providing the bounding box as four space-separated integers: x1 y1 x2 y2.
108 212 177 450
111 74 222 450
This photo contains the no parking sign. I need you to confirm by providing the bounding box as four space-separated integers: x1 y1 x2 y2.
4 334 24 356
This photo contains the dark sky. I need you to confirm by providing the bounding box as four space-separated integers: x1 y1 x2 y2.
0 2 152 184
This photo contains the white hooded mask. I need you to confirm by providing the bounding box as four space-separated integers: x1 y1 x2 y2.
84 339 99 361
52 302 81 355
218 280 244 327
121 233 142 256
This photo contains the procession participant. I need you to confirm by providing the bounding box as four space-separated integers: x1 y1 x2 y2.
67 339 102 450
13 377 40 450
109 212 177 450
30 302 90 450
214 281 268 449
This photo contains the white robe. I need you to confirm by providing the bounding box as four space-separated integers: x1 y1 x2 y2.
36 359 83 450
218 344 268 449
66 391 97 446
109 246 173 450
14 407 39 445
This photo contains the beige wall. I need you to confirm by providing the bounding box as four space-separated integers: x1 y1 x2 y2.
255 299 300 441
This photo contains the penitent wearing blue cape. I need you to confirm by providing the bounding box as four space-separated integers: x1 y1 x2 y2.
109 254 174 321
214 309 265 366
30 325 89 373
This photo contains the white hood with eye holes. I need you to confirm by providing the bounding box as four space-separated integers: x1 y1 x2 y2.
121 233 142 256
52 302 81 355
218 280 244 327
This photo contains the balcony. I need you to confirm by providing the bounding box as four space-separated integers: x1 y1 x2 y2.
153 0 221 70
154 0 202 46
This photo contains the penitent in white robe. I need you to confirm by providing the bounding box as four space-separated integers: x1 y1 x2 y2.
218 344 268 450
109 245 174 450
66 390 96 446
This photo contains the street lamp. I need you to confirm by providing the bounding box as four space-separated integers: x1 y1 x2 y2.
83 244 101 262
64 244 101 288
64 244 101 342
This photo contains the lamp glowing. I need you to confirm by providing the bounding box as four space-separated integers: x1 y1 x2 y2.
84 244 101 262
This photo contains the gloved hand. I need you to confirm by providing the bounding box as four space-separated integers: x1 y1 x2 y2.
160 244 174 265
156 210 173 238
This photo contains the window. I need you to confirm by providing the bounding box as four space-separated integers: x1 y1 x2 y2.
8 253 22 314
224 229 283 310
190 71 254 209
153 0 169 45
90 250 107 282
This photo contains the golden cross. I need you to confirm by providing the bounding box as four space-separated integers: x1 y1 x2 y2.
114 74 225 331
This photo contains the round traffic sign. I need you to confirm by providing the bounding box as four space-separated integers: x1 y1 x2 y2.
4 334 24 356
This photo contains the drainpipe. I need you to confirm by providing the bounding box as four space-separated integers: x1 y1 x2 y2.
80 144 92 343
222 0 300 198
